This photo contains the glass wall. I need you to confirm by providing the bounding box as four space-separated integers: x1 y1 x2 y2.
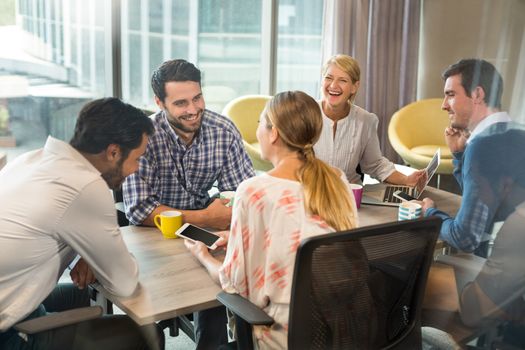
1 0 323 161
0 0 110 162
121 0 261 112
121 0 323 113
275 0 323 97
16 0 111 95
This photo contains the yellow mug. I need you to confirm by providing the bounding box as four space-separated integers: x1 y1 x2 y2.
154 210 182 239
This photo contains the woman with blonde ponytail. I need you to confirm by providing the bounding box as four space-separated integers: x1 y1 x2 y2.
185 91 359 349
262 90 358 231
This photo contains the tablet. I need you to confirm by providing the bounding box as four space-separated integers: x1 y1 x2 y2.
176 223 220 249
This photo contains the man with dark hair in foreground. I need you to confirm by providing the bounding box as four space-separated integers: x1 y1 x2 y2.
0 97 164 349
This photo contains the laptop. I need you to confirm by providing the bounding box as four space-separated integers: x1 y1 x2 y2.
361 148 441 207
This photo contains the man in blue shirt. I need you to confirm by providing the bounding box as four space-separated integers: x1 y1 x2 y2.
123 59 255 349
419 59 525 257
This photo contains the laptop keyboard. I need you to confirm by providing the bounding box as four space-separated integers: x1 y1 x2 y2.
383 185 411 203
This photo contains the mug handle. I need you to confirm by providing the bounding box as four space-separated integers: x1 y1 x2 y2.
154 215 162 231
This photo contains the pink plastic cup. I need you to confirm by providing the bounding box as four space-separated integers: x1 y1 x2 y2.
350 184 363 209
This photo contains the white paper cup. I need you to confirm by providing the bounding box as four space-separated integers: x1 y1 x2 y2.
220 191 236 207
398 202 422 221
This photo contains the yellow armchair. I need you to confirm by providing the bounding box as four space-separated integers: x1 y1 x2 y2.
388 98 454 174
222 95 273 171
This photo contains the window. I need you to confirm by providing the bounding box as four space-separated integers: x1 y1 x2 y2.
0 0 111 161
120 0 323 112
275 0 323 97
1 0 323 160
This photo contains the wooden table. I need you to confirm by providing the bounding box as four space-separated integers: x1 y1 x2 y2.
95 185 461 330
93 225 222 326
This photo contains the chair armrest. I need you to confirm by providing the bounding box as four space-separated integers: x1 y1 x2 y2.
14 306 103 334
217 292 274 325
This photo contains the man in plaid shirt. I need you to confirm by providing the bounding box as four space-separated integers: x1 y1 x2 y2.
122 59 255 349
123 59 254 228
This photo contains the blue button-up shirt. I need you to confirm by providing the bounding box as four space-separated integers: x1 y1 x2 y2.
123 109 255 225
425 120 525 252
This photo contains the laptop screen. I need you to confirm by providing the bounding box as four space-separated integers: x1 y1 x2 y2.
415 148 441 196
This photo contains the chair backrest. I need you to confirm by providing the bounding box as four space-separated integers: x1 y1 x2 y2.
222 95 272 144
389 98 449 148
288 217 441 350
113 187 129 227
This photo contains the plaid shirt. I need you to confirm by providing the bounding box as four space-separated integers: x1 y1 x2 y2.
122 109 255 225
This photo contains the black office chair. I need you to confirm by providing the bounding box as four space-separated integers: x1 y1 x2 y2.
356 163 365 183
217 217 441 349
113 187 129 227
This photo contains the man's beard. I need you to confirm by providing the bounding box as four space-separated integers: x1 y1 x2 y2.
166 109 203 134
102 157 125 190
450 121 468 131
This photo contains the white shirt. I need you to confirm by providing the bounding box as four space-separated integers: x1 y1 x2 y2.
467 111 512 144
0 137 139 331
314 103 396 183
